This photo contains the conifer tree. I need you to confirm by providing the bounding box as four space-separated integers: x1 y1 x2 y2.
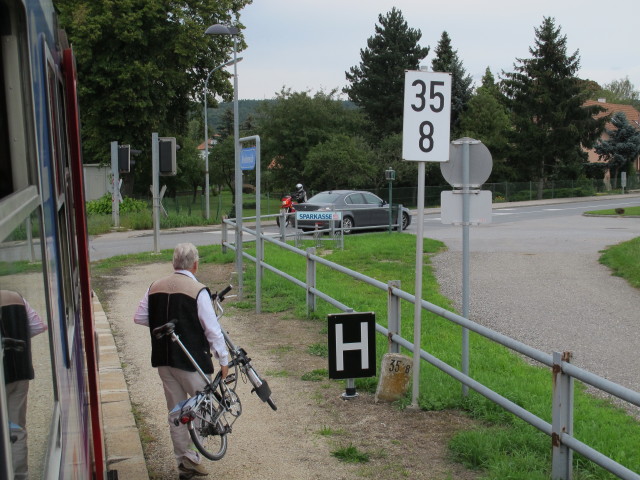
501 17 606 196
431 31 473 136
344 8 429 139
594 112 640 186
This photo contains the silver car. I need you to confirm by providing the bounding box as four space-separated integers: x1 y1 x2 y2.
293 190 411 234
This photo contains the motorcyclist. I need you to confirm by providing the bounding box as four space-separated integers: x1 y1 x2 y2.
292 183 307 203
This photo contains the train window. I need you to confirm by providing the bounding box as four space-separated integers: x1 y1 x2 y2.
0 0 37 199
44 44 79 355
0 207 55 479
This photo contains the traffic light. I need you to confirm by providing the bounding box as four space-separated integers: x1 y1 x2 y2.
159 137 177 176
118 145 131 173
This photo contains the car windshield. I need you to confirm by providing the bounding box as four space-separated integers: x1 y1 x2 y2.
307 192 343 204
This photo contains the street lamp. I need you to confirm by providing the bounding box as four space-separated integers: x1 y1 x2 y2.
205 23 243 294
203 56 243 220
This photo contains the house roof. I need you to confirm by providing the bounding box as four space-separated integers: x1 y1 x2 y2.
584 99 640 126
583 99 640 163
197 136 221 151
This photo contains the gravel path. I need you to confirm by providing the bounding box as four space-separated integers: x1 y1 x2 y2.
429 210 640 407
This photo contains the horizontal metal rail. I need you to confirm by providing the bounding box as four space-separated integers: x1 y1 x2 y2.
377 323 553 435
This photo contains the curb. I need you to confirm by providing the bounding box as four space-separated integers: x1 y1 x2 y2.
93 292 149 479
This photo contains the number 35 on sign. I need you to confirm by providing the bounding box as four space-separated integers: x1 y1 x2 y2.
402 71 452 162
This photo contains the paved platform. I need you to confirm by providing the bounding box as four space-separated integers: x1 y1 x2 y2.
93 292 149 479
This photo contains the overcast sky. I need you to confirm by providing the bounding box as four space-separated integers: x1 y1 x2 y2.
231 0 640 101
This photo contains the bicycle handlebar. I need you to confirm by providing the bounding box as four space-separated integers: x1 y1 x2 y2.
211 285 233 302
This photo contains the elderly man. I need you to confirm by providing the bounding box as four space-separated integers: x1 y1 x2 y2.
134 243 228 479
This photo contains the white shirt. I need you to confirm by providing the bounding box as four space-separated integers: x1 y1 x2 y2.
134 270 229 366
24 298 47 337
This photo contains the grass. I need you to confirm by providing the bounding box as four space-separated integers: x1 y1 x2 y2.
599 237 640 288
232 232 640 479
584 206 640 216
301 369 328 382
331 444 371 463
307 343 329 357
317 425 345 436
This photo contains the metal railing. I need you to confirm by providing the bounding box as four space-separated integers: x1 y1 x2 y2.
221 217 640 480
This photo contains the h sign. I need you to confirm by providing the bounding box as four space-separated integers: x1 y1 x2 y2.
328 312 376 379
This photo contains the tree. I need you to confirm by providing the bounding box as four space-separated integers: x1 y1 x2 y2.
55 0 250 194
501 17 606 197
256 88 368 191
594 112 640 187
431 31 473 136
304 135 373 191
458 68 514 180
603 77 640 104
344 8 429 139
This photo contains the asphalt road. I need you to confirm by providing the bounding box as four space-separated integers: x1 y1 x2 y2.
89 194 640 261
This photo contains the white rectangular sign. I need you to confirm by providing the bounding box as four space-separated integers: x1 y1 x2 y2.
295 211 342 221
402 71 452 162
440 191 492 225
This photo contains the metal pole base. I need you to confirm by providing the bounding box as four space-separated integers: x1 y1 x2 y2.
341 379 358 399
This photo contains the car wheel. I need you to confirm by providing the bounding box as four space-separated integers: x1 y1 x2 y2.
341 216 354 234
401 211 410 230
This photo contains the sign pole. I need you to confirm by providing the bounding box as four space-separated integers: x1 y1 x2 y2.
402 69 452 407
461 141 470 397
110 141 120 228
411 161 426 407
152 132 160 253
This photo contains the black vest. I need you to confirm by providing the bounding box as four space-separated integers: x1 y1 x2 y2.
1 290 34 384
147 273 214 373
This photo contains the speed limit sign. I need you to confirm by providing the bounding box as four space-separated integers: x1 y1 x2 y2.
402 71 452 162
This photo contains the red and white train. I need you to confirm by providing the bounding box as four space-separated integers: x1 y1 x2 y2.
1 0 108 478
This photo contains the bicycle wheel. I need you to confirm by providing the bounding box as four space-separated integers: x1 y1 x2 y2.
187 394 228 461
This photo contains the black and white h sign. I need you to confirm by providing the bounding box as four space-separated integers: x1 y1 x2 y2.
328 312 376 379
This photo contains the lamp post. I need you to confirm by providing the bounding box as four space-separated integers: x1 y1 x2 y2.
205 23 243 294
203 57 243 219
385 167 396 233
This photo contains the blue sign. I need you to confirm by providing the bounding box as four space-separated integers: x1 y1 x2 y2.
240 147 256 170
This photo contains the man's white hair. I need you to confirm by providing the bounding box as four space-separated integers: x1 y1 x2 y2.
173 243 199 270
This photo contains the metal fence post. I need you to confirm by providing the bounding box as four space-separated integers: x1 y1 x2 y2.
279 211 286 242
387 280 401 353
221 217 228 254
552 351 574 480
306 247 316 314
256 228 263 314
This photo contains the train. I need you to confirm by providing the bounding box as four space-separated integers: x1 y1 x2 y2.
1 0 108 478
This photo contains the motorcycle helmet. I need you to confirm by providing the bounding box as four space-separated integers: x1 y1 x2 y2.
296 183 303 191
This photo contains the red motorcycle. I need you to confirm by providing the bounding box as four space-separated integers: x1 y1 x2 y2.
276 194 297 227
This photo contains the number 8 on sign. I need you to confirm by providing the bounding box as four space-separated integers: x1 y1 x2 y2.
402 71 451 162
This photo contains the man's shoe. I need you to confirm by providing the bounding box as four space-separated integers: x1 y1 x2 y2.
178 457 208 477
